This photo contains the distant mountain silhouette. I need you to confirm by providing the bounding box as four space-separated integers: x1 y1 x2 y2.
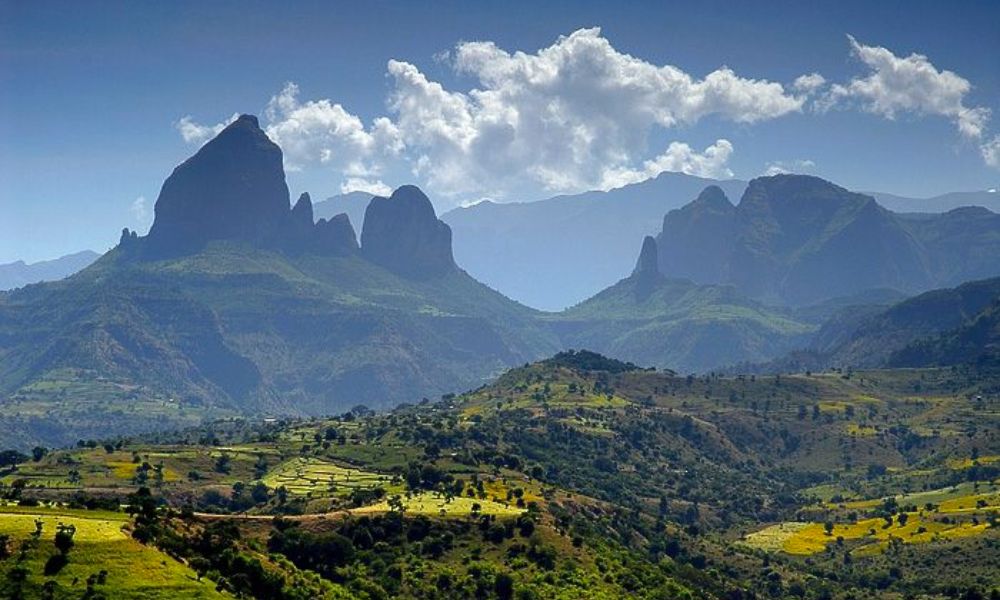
870 189 1000 213
441 172 747 310
440 176 999 311
655 175 1000 305
0 250 100 291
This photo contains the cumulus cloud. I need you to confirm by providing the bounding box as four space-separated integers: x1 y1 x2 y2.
824 36 991 140
601 140 735 189
176 28 809 204
793 73 826 94
762 159 816 176
263 82 402 174
175 113 239 145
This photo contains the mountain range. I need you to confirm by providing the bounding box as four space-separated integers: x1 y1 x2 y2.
1 114 999 448
656 177 1000 306
11 183 998 312
0 250 99 291
0 116 559 446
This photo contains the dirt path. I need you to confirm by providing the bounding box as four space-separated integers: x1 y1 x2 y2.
191 509 352 522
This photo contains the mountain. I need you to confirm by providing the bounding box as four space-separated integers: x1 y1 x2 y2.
0 115 558 447
312 190 373 239
0 250 100 291
871 189 1000 213
758 276 1000 372
890 297 1000 368
656 175 1000 306
440 172 747 310
550 237 814 372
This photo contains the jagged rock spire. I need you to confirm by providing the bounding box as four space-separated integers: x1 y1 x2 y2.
633 236 659 276
632 235 663 299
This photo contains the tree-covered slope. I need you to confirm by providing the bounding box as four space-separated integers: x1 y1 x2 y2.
552 238 814 372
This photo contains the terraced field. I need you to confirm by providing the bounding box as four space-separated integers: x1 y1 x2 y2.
352 491 526 516
261 457 396 496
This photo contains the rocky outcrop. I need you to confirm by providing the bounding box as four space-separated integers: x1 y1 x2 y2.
312 214 359 256
145 114 291 256
655 185 735 285
361 185 456 278
631 235 663 299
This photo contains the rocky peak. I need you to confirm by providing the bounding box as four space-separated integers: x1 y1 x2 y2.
633 236 659 276
691 185 732 209
632 236 664 299
144 113 290 256
291 192 314 227
312 214 359 256
360 185 456 278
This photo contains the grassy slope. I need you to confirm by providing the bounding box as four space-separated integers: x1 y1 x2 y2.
0 506 228 599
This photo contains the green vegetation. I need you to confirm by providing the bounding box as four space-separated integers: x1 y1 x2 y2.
1 355 998 598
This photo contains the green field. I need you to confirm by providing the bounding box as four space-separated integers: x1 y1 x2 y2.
0 506 228 599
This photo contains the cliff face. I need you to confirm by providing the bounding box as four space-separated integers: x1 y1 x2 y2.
145 115 291 256
361 185 456 279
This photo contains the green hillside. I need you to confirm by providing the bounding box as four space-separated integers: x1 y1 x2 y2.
1 352 997 598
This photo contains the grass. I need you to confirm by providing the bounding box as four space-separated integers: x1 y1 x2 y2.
0 506 228 599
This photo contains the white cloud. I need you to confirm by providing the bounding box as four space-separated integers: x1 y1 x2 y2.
130 196 151 231
824 36 991 140
983 135 1000 169
176 28 807 205
762 159 816 176
396 27 801 198
175 113 239 145
262 82 402 174
340 177 392 196
793 73 826 94
600 139 735 189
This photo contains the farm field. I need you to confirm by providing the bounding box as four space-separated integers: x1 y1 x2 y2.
261 457 397 497
351 491 526 516
0 506 227 599
745 481 1000 556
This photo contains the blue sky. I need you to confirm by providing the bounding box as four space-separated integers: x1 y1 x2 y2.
1 0 998 263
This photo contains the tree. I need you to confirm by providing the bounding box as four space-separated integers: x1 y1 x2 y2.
126 487 160 543
31 446 48 462
214 453 232 474
54 523 76 555
897 512 909 527
824 521 835 536
0 449 28 469
494 573 515 600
